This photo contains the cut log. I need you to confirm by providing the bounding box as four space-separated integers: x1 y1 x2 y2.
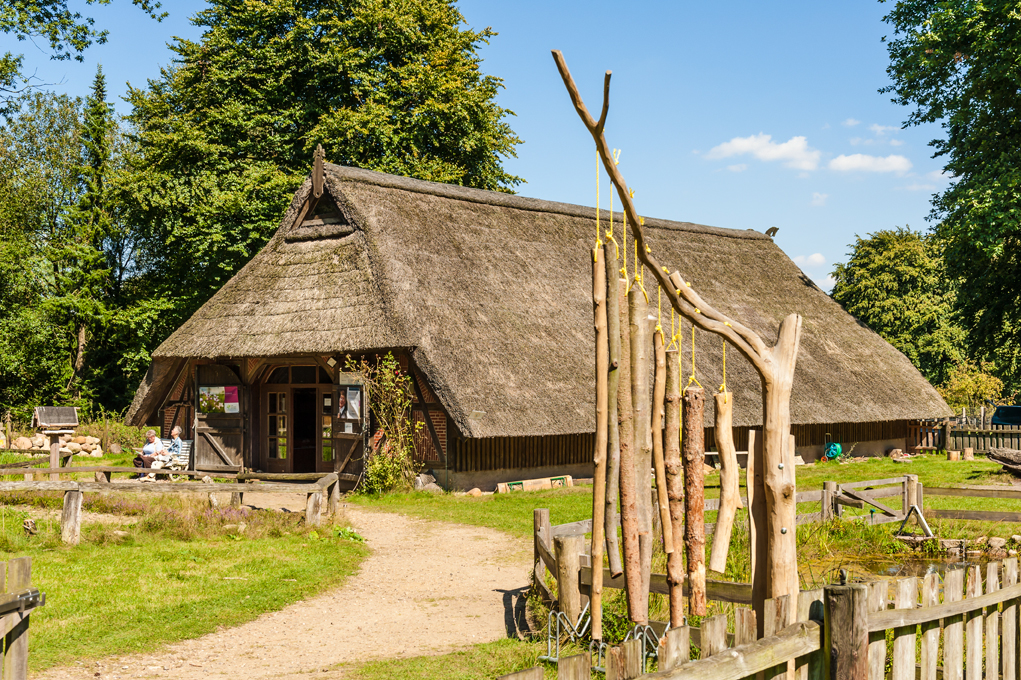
591 245 609 641
604 259 624 578
628 286 654 623
709 391 740 573
683 385 707 616
664 348 685 627
617 278 641 623
990 447 1021 476
652 328 674 555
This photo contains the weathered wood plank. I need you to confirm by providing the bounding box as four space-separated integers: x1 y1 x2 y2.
797 589 824 680
965 566 982 680
944 568 965 680
919 572 940 680
606 639 643 680
3 557 31 680
1004 558 1018 680
701 613 728 659
869 578 1021 630
735 607 757 646
557 653 589 680
824 585 869 680
988 562 1001 680
658 626 690 672
925 486 1021 499
891 578 918 680
926 509 1021 523
868 580 888 680
60 489 83 545
498 667 543 680
555 535 584 624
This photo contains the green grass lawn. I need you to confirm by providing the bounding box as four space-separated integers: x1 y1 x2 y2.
344 639 565 680
0 497 367 671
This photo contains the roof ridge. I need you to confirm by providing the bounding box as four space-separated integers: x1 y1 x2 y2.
324 163 770 242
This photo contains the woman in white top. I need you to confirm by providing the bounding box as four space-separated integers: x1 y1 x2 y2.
134 430 166 475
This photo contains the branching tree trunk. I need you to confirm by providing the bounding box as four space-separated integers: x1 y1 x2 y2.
552 50 803 626
709 391 742 574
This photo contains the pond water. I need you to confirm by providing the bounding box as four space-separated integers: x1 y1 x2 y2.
801 554 990 587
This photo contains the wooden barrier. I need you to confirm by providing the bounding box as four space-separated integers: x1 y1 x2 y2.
0 557 46 679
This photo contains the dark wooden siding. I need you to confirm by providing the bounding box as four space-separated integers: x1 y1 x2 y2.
452 433 594 472
703 420 910 452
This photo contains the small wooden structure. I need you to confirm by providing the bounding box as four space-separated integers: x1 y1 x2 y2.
31 407 79 482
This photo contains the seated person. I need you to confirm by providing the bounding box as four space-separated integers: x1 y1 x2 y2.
133 430 167 476
166 426 183 466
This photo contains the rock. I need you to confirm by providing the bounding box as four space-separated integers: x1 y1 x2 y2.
940 538 966 556
990 537 1008 550
1011 550 1018 557
84 436 100 445
893 457 913 464
467 488 482 497
1012 535 1021 543
794 455 806 466
108 443 122 455
73 436 86 445
414 473 437 490
991 548 1009 558
976 536 988 545
208 493 221 508
703 463 715 475
90 451 103 458
112 530 130 538
66 442 82 453
421 482 443 494
888 448 903 458
30 434 46 448
13 436 31 450
59 447 71 455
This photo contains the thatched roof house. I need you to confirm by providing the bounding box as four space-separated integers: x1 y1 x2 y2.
127 163 951 486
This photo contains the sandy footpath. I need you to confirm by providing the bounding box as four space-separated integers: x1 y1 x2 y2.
35 501 532 680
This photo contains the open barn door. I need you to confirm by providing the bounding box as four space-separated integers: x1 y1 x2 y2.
195 364 244 471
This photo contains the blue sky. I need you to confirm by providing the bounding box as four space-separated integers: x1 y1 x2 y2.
8 0 948 290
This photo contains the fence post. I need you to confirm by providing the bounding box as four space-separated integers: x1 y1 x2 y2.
824 583 869 680
905 475 918 524
533 509 553 602
305 492 322 527
4 557 31 679
61 489 83 545
557 653 590 680
554 534 583 624
821 481 834 521
606 639 644 680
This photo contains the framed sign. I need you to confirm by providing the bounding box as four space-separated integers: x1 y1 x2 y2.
199 386 240 414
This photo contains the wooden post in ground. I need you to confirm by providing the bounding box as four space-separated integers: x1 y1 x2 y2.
682 385 707 616
963 447 975 461
824 583 869 680
821 481 834 521
604 260 624 580
905 475 918 525
555 534 584 624
709 390 741 573
628 286 654 621
305 492 322 527
658 625 690 671
1002 558 1018 680
328 480 340 516
664 348 685 627
590 245 609 641
533 509 554 603
4 557 31 679
652 329 674 555
48 433 60 481
616 279 641 623
748 428 766 635
61 489 83 545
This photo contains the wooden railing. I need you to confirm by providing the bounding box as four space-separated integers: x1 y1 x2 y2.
907 418 1021 453
0 472 344 544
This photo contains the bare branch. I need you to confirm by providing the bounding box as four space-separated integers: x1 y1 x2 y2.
551 49 769 375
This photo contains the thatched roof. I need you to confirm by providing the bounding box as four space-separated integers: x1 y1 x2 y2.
130 164 952 436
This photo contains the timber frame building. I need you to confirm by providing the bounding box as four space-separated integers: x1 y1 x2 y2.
127 163 952 489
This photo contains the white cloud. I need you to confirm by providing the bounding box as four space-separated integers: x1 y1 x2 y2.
889 139 905 147
706 133 820 171
842 118 861 127
813 274 836 292
726 164 747 172
829 153 912 173
899 182 936 192
869 124 898 136
810 192 828 207
793 253 826 267
927 169 953 182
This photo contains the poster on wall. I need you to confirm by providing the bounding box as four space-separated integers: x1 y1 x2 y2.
199 386 225 413
346 387 361 420
224 386 240 414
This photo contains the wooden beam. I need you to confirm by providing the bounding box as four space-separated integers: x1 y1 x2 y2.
200 431 236 467
408 361 447 467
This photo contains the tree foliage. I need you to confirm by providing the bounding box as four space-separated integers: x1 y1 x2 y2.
882 0 1021 391
937 360 1004 410
124 0 522 325
831 227 966 385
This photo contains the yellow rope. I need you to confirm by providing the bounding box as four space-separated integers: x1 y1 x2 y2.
667 306 679 351
594 150 601 261
687 323 703 389
720 339 728 403
656 286 663 334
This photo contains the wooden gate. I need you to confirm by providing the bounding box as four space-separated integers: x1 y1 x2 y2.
195 364 245 471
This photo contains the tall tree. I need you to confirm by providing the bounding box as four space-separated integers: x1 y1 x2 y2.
882 0 1021 391
831 227 966 385
124 0 522 324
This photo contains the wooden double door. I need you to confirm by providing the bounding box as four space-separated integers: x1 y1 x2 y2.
260 365 363 475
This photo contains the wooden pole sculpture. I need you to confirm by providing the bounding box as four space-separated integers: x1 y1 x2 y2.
628 287 654 618
652 329 674 555
604 246 624 578
552 49 803 629
616 278 642 623
682 385 707 616
709 390 743 573
591 246 609 640
664 349 685 627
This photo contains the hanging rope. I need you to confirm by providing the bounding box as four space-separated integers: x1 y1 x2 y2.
667 306 679 351
720 339 728 402
687 321 703 390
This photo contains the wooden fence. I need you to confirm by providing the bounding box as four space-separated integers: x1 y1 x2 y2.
0 557 45 679
908 419 1021 454
0 469 346 544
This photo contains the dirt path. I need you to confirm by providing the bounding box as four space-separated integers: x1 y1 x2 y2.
36 501 532 680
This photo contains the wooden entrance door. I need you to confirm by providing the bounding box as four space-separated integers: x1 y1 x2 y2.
195 364 244 471
260 365 336 473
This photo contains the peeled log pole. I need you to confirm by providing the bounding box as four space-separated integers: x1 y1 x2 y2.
628 287 654 622
616 279 642 623
708 391 741 573
652 329 674 554
604 257 624 578
664 349 685 627
683 386 707 616
591 247 609 641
